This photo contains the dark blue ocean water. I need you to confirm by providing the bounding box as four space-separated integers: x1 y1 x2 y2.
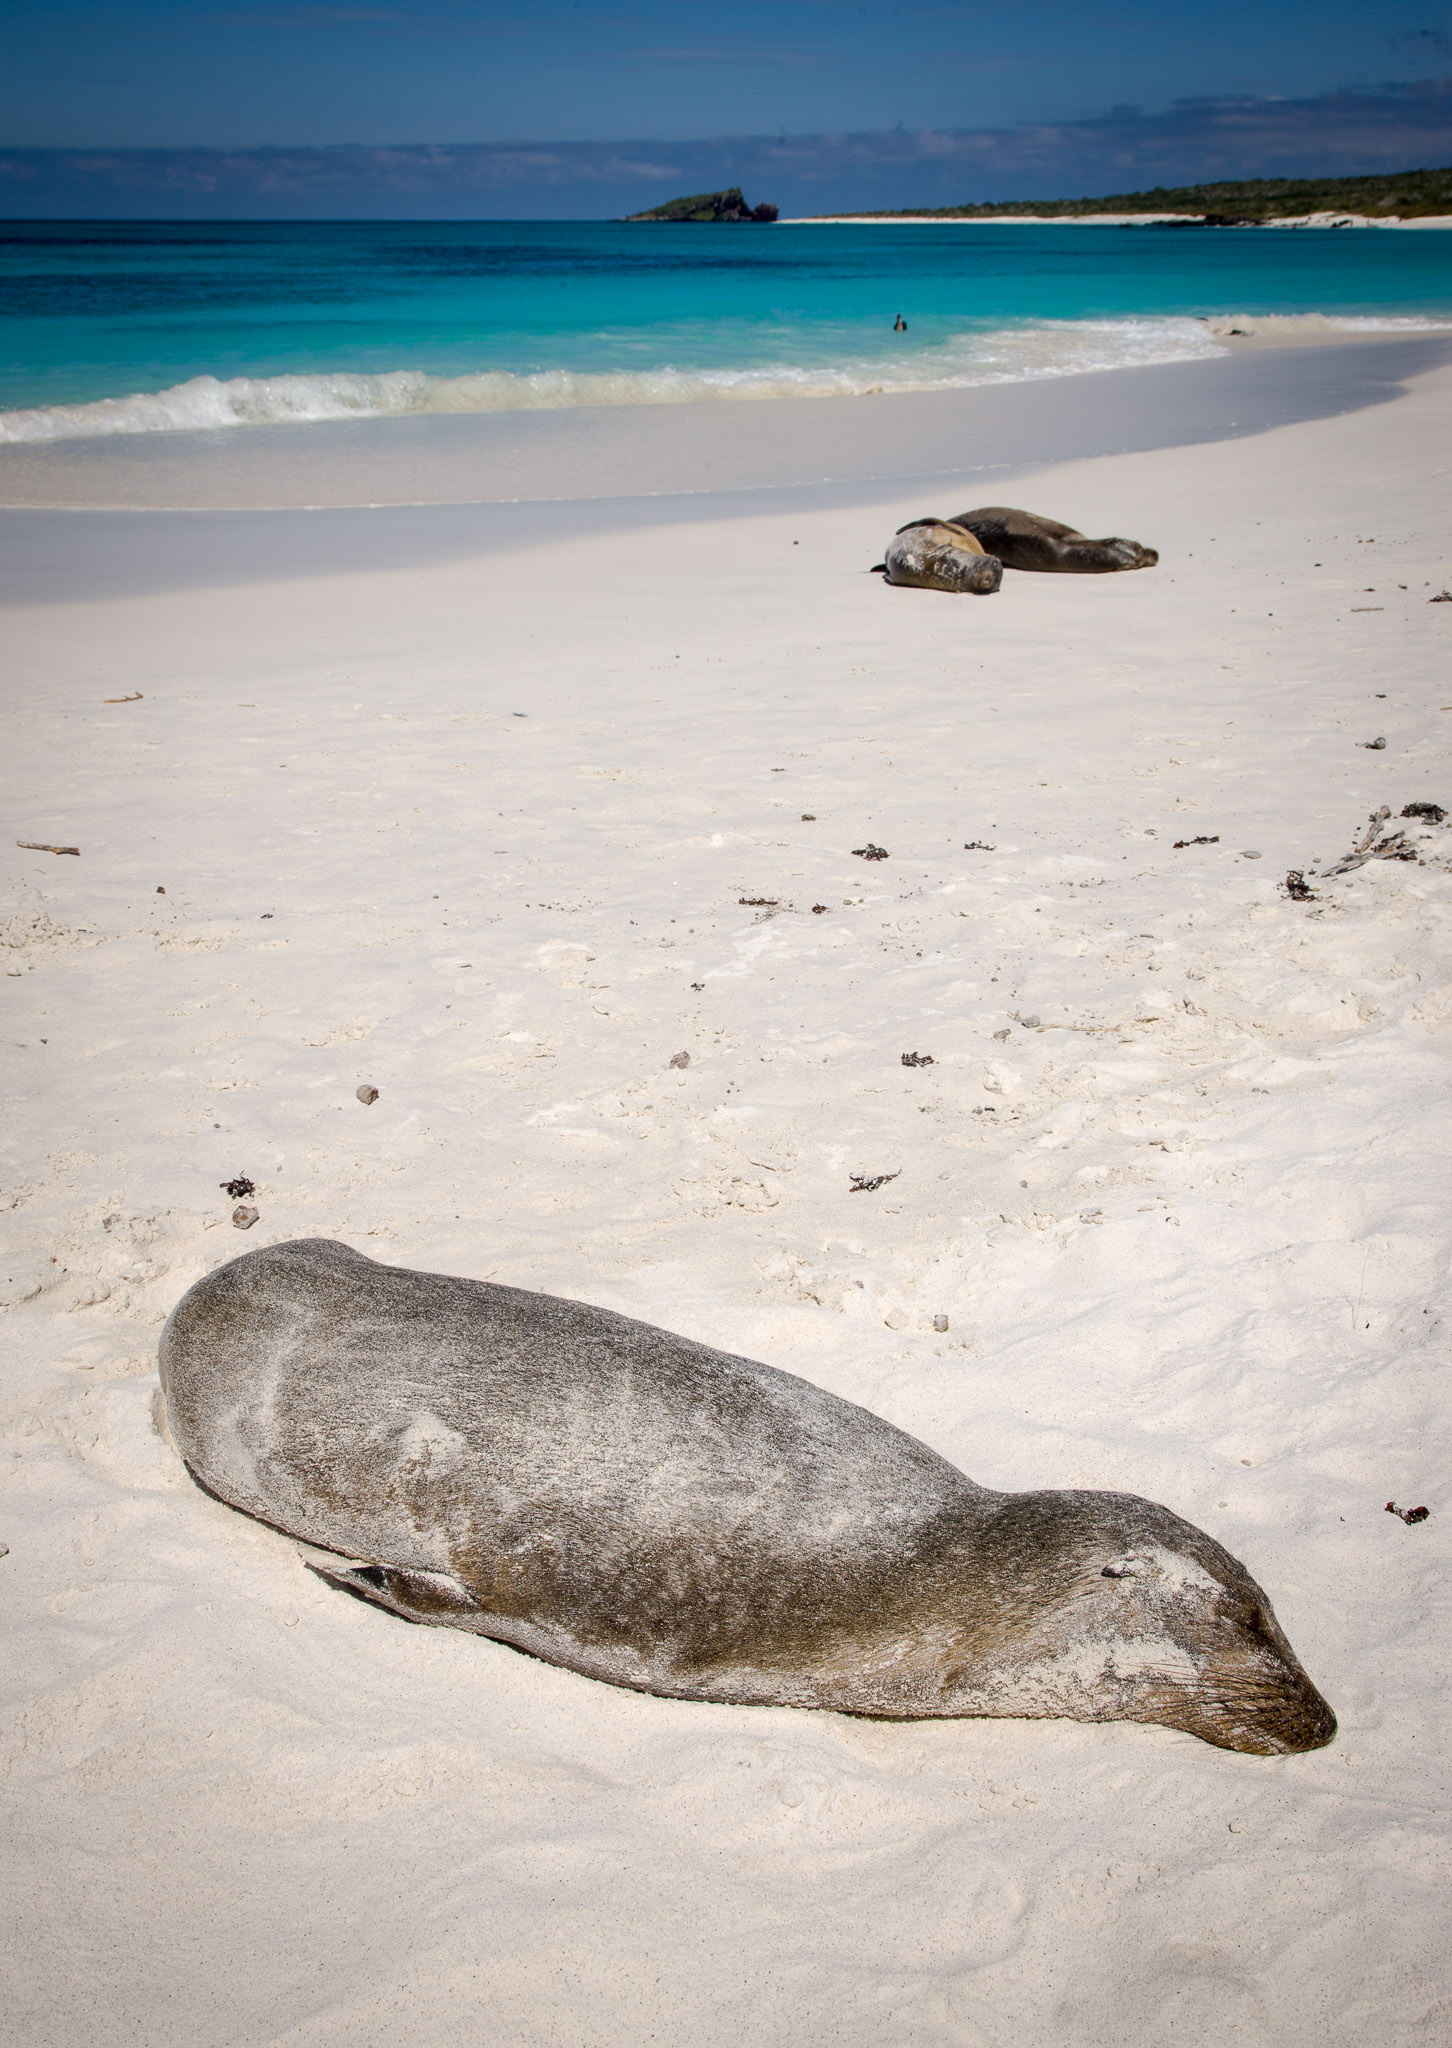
1 217 1448 440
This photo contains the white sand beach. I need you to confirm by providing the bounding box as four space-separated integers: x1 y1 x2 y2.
791 213 1452 228
3 340 1451 2046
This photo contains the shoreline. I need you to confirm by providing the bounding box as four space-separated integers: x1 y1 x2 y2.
2 333 1450 529
6 317 1451 468
786 211 1452 228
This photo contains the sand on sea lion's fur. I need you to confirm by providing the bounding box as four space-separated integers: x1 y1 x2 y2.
159 1238 1336 1755
883 519 1004 594
951 506 1158 573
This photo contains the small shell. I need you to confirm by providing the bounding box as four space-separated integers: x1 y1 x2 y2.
232 1205 259 1230
356 1084 380 1105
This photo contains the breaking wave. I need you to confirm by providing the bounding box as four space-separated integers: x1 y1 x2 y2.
1202 311 1452 338
3 311 1448 444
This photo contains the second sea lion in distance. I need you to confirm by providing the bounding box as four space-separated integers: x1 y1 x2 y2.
950 506 1158 573
881 519 1003 595
159 1238 1336 1756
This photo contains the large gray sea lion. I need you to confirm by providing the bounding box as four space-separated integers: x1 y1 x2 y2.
882 519 1003 594
159 1239 1335 1755
950 506 1158 573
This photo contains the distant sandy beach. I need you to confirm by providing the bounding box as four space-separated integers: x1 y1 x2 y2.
3 335 1451 2047
790 212 1452 228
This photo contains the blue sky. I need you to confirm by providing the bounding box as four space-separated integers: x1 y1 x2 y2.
5 0 1450 147
1 0 1448 212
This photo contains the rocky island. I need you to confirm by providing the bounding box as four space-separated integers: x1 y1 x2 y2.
625 186 778 222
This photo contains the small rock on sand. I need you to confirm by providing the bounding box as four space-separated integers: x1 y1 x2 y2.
356 1085 379 1105
232 1205 259 1230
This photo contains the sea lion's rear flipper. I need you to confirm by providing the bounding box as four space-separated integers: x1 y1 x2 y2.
305 1555 485 1628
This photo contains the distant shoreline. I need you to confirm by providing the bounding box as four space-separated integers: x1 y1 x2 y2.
784 212 1452 230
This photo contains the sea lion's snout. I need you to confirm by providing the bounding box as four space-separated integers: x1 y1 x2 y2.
1158 1627 1338 1755
1182 1605 1338 1756
1254 1679 1337 1755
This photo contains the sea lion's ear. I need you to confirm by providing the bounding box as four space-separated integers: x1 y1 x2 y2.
1101 1553 1155 1580
305 1556 484 1625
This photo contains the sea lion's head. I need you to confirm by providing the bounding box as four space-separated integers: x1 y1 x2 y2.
957 1490 1336 1755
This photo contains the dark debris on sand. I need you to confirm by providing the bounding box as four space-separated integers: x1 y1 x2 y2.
1386 1501 1430 1525
850 1172 901 1194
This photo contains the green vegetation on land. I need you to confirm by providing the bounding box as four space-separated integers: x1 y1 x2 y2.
815 166 1452 222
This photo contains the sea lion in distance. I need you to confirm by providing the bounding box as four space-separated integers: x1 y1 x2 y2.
159 1239 1335 1755
950 506 1158 573
881 519 1003 594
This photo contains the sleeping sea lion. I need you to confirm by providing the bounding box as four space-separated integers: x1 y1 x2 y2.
950 507 1158 573
882 519 1003 595
159 1239 1335 1755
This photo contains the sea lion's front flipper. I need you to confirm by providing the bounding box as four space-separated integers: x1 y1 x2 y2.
305 1555 485 1628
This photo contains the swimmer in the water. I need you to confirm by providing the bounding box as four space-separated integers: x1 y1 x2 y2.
893 314 907 332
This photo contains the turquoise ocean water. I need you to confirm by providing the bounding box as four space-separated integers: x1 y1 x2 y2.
1 218 1449 442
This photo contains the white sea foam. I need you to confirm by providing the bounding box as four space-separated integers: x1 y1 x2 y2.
1 312 1447 445
1203 311 1452 338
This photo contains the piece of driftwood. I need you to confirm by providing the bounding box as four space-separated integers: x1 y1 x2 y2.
1321 808 1392 877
